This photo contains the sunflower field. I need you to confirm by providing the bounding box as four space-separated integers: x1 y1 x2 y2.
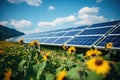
0 40 120 80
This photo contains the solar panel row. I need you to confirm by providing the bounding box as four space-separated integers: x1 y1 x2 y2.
7 20 120 49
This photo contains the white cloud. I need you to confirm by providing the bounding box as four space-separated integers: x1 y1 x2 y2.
78 7 99 15
37 15 76 27
10 19 32 28
0 21 8 26
48 6 55 11
96 0 103 3
75 7 106 25
7 0 42 6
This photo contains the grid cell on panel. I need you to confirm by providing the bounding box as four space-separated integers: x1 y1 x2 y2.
67 36 101 46
39 38 48 43
78 27 112 35
53 32 66 37
52 29 64 32
63 27 74 31
89 20 120 28
64 30 80 36
96 35 120 47
53 37 71 44
74 25 88 30
43 38 58 43
110 26 120 34
45 33 56 37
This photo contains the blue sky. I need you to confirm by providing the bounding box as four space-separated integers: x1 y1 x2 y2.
0 0 120 34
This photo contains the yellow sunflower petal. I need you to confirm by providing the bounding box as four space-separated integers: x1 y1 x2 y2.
85 49 102 57
57 69 67 80
86 57 111 76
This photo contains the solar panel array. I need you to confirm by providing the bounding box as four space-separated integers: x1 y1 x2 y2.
8 20 120 49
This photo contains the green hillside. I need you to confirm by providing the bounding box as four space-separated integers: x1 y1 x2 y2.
0 25 24 41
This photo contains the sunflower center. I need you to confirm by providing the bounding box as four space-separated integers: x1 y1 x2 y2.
91 53 96 57
108 44 112 47
71 50 74 53
95 59 103 66
20 40 23 43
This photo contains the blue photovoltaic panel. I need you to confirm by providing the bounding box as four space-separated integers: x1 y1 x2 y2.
97 35 120 47
7 20 120 49
63 27 74 31
39 38 48 43
110 26 120 34
74 25 88 30
43 38 58 43
89 20 120 28
45 33 56 37
78 27 112 35
64 30 80 36
53 32 66 37
67 36 101 46
53 37 71 44
52 29 64 32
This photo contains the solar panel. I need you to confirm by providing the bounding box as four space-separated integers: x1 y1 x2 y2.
96 35 120 48
52 29 64 32
44 33 56 37
53 37 71 44
64 30 80 36
78 27 112 35
89 20 120 28
110 25 120 34
74 25 88 30
53 32 66 37
7 20 120 49
39 38 48 43
63 27 74 31
67 36 101 46
43 38 58 43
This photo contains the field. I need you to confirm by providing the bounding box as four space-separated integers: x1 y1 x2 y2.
0 40 120 80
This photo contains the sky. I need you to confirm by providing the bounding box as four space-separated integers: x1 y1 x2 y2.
0 0 120 34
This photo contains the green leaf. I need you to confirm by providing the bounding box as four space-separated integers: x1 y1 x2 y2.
18 59 27 70
67 66 80 80
33 61 46 80
56 66 64 73
45 73 54 80
77 54 84 58
85 72 103 80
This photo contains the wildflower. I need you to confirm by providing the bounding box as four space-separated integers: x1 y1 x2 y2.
43 52 51 60
57 69 67 80
85 49 102 57
105 42 113 49
68 46 76 54
18 38 24 44
62 44 67 50
4 68 12 80
86 57 111 76
29 40 40 46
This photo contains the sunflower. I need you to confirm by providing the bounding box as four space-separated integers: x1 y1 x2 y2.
4 68 12 80
18 38 24 44
85 49 102 58
43 52 51 60
0 50 5 54
68 46 76 54
29 40 40 46
105 42 113 49
86 57 111 76
56 69 67 80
